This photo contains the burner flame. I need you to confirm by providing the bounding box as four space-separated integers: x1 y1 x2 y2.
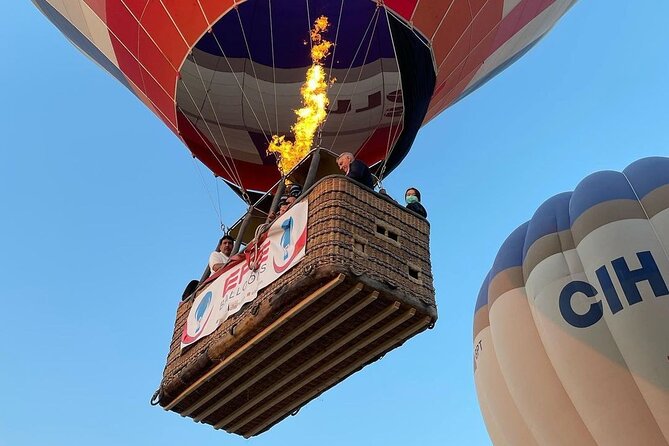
268 15 333 174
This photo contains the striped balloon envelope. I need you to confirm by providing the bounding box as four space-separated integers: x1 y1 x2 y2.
474 157 669 446
33 0 576 196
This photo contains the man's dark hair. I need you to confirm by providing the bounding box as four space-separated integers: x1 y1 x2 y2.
217 235 235 252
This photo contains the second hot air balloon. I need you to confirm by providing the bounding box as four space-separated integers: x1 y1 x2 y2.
475 157 669 446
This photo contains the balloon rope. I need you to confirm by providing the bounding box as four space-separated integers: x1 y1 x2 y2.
386 9 437 75
326 0 345 87
93 3 179 128
176 76 247 193
183 0 284 201
323 7 380 128
430 0 457 43
377 8 406 183
386 4 434 50
269 0 279 137
194 2 273 146
317 0 346 148
184 58 248 191
621 172 669 265
329 8 382 151
234 6 274 136
408 0 421 23
177 98 249 202
305 0 313 53
436 0 494 72
117 0 248 195
191 156 224 225
216 174 223 224
429 0 507 118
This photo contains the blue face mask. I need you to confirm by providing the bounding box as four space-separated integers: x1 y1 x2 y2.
406 195 418 204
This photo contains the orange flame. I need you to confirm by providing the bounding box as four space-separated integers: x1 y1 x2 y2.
268 15 333 174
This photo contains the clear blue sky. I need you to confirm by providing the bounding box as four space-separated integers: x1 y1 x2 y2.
2 1 668 445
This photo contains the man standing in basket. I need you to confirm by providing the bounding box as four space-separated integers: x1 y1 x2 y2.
337 152 374 189
208 235 234 276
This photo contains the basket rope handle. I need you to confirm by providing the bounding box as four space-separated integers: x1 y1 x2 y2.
150 388 161 406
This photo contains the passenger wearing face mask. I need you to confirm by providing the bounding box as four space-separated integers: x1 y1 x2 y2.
405 187 427 218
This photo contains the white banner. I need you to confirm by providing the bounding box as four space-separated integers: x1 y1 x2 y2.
181 201 308 348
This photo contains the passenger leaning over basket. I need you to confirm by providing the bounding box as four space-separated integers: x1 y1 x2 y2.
209 235 234 276
336 152 374 189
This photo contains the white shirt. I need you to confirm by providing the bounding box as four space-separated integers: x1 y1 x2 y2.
208 251 229 276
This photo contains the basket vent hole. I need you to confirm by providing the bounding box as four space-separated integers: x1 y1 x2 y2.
408 266 420 280
376 224 387 236
387 231 399 242
354 240 366 253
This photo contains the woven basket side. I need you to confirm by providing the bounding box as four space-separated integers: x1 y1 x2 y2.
159 176 435 403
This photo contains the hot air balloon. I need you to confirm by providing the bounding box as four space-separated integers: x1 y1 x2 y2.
32 0 577 200
33 0 578 437
474 157 669 446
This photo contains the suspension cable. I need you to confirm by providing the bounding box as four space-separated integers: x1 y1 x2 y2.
195 1 273 146
97 3 180 128
178 100 250 203
234 6 274 136
215 172 222 221
436 0 492 72
191 156 224 225
119 0 249 198
329 8 382 150
268 0 279 137
176 78 246 195
327 0 345 86
305 0 313 53
430 0 456 43
621 171 669 266
377 7 406 183
185 58 248 190
317 0 346 148
324 6 380 126
157 0 256 200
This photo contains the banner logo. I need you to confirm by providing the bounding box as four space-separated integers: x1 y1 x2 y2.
181 201 308 348
182 290 216 345
194 291 213 334
273 215 308 273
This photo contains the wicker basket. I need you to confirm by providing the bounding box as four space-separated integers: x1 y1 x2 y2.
157 176 437 437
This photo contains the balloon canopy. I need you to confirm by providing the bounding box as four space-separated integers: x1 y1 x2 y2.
33 0 576 196
474 157 669 446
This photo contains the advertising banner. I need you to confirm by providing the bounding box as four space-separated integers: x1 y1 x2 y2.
181 200 308 348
